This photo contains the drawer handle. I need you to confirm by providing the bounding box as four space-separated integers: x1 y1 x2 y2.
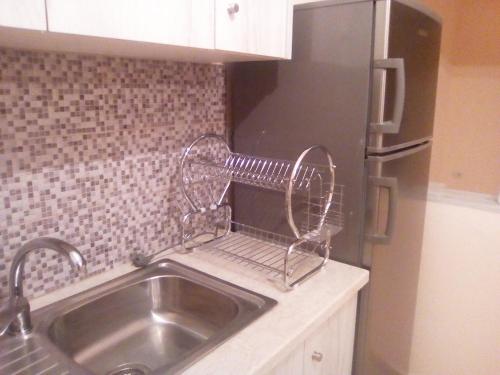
227 3 240 15
312 351 323 362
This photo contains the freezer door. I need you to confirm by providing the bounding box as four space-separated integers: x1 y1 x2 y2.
230 0 374 266
368 0 441 153
356 143 431 375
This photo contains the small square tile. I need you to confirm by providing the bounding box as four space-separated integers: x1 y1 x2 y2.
0 48 226 299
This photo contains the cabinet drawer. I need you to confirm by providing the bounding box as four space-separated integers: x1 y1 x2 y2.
46 0 214 49
215 0 290 58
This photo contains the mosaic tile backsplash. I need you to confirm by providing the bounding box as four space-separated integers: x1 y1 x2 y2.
0 48 226 299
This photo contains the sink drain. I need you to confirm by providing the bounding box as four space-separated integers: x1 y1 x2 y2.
106 363 152 375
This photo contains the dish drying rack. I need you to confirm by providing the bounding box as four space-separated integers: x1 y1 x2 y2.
178 134 344 289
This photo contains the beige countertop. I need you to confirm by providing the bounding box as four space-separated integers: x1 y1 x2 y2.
5 246 369 374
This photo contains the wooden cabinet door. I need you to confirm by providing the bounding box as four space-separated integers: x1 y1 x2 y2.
303 297 358 375
46 0 214 49
0 0 47 30
215 0 291 58
267 342 305 375
266 296 358 375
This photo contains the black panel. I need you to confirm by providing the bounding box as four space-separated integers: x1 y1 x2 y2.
230 1 374 265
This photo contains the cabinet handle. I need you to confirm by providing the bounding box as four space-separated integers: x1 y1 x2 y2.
227 3 240 15
312 351 323 362
366 176 399 244
370 58 406 134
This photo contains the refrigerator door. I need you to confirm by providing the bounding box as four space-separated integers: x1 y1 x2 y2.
368 0 441 153
356 143 432 375
230 0 374 266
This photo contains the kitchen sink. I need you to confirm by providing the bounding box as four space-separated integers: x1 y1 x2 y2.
33 259 276 375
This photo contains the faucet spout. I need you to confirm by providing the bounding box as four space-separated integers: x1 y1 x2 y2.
9 237 86 299
3 237 86 335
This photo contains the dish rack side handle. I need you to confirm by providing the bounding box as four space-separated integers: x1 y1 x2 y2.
284 227 332 288
180 133 231 211
285 145 336 239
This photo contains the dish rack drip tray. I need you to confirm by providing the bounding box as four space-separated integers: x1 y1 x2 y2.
197 222 332 288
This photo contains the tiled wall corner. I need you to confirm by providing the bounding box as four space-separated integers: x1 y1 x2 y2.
0 48 227 299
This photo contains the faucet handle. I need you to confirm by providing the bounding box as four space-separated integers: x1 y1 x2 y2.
0 296 30 336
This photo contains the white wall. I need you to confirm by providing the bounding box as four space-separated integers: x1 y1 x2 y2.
421 0 500 195
409 199 500 375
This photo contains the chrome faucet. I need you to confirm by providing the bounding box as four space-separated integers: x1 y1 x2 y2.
1 237 86 335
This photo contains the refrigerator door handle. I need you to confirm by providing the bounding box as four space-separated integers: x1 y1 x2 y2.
367 176 398 243
370 58 406 134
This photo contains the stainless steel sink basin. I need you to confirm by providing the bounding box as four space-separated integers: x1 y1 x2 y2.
33 259 276 375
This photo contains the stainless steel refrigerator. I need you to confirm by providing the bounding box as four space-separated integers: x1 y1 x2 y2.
229 1 441 374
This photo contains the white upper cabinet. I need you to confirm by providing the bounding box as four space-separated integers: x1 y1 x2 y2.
46 0 215 49
0 0 47 30
215 0 291 58
0 0 293 61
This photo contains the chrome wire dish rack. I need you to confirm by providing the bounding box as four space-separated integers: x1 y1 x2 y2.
178 134 344 289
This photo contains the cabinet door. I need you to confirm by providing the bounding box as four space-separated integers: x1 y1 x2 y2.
267 296 358 375
215 0 290 58
0 0 47 30
303 297 358 375
267 342 304 375
46 0 214 49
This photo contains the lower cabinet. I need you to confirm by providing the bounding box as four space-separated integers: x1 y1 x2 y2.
267 296 358 375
